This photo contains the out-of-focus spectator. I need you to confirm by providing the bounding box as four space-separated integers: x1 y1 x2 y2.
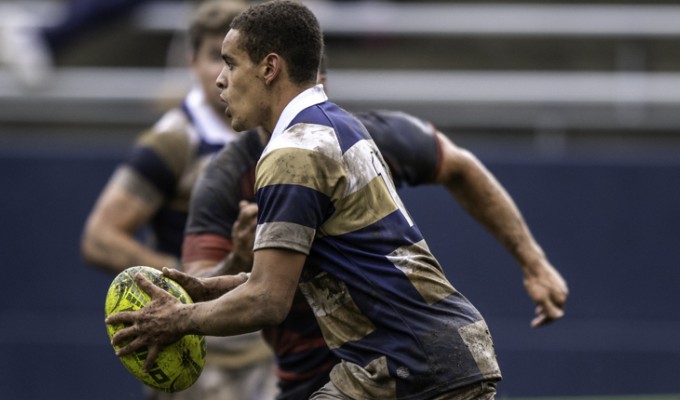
0 0 183 88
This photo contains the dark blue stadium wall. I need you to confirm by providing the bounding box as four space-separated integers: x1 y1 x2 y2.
0 143 678 400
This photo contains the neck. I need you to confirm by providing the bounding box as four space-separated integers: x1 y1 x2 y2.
257 127 270 146
263 82 315 134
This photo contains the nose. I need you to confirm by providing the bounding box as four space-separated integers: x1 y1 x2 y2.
216 68 227 90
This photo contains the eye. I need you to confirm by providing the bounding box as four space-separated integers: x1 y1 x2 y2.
221 56 234 70
209 49 222 62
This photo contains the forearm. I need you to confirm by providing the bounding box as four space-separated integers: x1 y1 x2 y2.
81 226 177 274
185 249 303 335
445 153 546 271
184 278 283 336
436 135 567 326
184 252 252 278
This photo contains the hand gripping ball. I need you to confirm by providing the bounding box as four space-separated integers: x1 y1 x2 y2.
104 266 206 392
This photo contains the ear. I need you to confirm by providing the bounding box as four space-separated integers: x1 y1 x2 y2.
262 53 282 85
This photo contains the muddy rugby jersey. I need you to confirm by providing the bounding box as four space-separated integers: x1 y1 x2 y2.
188 86 500 398
185 111 444 396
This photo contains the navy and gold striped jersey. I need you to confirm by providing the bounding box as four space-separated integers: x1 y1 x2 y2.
184 108 449 399
254 88 501 399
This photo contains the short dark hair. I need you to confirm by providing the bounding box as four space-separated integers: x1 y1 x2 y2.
230 0 323 85
187 0 247 57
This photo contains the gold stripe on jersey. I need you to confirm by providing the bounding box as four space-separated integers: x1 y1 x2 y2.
298 272 376 349
256 146 346 199
458 319 500 378
385 240 456 305
258 124 344 197
330 357 397 399
137 129 191 180
321 175 398 237
254 222 316 255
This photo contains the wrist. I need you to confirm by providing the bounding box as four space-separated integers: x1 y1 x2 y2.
180 303 202 335
514 242 546 271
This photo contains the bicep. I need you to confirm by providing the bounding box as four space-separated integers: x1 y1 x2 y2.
86 168 163 234
431 132 478 186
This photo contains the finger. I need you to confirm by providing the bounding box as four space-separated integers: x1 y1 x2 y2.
110 324 137 346
239 200 256 209
144 345 161 372
105 310 134 326
552 288 569 307
531 313 548 328
115 335 147 357
135 272 165 298
163 267 192 287
541 298 565 320
162 266 182 280
239 202 258 218
531 300 564 328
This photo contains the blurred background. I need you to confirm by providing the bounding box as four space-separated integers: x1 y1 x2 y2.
0 0 679 399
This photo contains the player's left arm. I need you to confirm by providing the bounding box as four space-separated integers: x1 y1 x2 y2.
433 132 569 327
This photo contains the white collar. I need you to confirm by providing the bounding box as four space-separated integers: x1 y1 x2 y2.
270 84 328 142
185 86 239 144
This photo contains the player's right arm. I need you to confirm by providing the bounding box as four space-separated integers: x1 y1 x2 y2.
360 110 568 328
81 167 178 274
108 246 304 370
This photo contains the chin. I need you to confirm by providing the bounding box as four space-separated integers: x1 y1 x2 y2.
230 119 247 132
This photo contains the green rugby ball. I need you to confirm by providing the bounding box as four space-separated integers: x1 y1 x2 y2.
104 266 206 392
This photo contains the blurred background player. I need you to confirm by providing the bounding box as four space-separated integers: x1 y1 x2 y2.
181 46 568 400
80 1 277 399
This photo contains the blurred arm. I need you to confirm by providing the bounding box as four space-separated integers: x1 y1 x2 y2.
433 132 568 327
81 167 177 274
